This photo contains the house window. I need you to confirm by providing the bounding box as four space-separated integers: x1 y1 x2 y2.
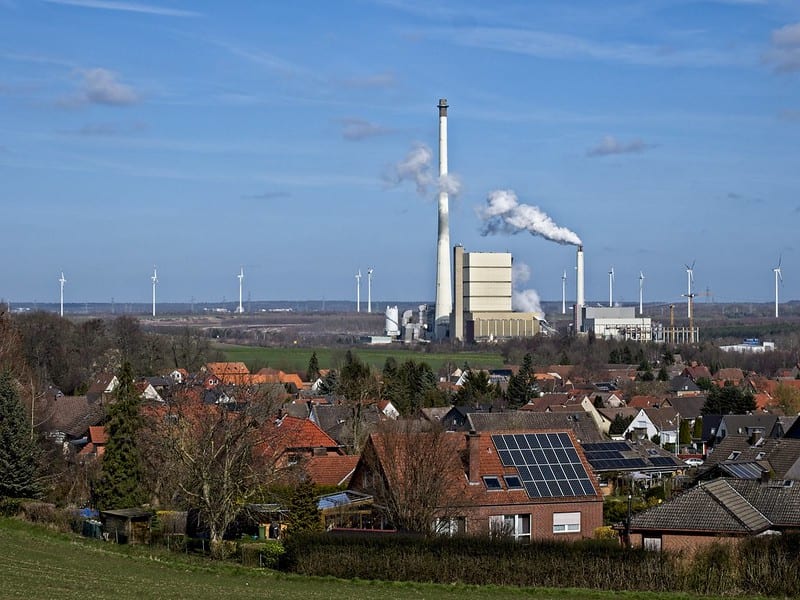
489 514 531 541
434 516 466 536
483 476 502 491
643 535 662 551
727 451 741 460
503 475 523 490
552 512 581 534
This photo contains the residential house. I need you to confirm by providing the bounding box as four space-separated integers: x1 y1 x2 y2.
204 362 251 385
350 428 604 540
682 364 712 383
595 407 640 437
86 373 119 403
580 439 685 494
44 395 106 448
627 478 800 554
669 376 702 397
712 368 745 387
259 415 343 471
468 411 605 443
76 425 108 459
623 407 680 447
701 434 800 481
135 381 163 403
715 414 779 444
304 455 360 487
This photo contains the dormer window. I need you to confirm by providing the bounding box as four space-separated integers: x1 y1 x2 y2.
483 476 502 491
727 451 741 460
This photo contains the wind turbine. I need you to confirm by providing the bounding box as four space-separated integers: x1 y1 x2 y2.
355 270 362 313
367 268 374 313
639 271 644 316
151 266 158 317
684 260 695 319
608 267 614 307
774 256 783 318
236 267 244 314
58 272 66 317
561 270 567 315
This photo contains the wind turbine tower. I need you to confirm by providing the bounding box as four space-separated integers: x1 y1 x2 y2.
355 270 362 313
639 271 645 316
151 266 158 317
608 267 614 307
561 270 567 315
685 261 695 319
58 272 66 317
236 267 244 314
774 257 783 318
367 268 373 313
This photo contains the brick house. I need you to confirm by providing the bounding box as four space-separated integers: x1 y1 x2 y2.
350 428 604 540
627 478 800 554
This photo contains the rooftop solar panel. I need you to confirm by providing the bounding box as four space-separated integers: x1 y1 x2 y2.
491 433 596 499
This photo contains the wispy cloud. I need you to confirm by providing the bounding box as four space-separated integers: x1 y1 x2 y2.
587 135 654 157
416 26 751 68
241 191 292 200
340 118 392 141
764 22 800 73
62 121 147 136
209 38 316 80
61 68 140 107
339 72 397 89
43 0 201 17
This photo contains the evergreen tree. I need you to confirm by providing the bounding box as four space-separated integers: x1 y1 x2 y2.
701 384 756 415
305 351 320 383
285 478 322 536
692 416 704 440
507 353 535 409
679 419 692 446
0 372 41 499
657 366 669 381
94 362 145 510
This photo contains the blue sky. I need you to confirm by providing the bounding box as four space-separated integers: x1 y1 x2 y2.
1 0 799 309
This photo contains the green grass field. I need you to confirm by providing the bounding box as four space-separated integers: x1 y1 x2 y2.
216 343 507 374
0 518 749 600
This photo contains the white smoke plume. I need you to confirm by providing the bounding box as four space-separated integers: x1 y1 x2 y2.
479 189 582 246
512 261 531 285
513 289 543 314
511 260 542 314
385 143 462 197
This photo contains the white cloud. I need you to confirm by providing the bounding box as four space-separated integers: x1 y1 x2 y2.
587 135 654 157
72 68 140 106
765 22 800 73
340 118 392 141
44 0 200 17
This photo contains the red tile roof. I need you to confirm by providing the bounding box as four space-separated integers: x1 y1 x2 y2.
88 425 108 444
304 455 359 486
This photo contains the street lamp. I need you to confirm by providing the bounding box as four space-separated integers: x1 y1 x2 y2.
626 493 633 549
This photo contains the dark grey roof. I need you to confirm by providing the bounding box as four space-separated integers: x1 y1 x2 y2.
468 411 604 443
311 403 381 445
701 414 724 442
669 376 700 393
720 414 779 437
728 479 800 526
46 395 106 438
631 478 771 534
667 395 707 421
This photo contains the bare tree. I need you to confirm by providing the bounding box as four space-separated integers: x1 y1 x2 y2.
141 386 283 557
356 420 464 534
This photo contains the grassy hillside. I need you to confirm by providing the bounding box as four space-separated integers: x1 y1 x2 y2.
0 518 726 600
216 343 506 374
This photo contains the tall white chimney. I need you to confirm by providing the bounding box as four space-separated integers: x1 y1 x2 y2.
434 98 452 339
575 245 585 333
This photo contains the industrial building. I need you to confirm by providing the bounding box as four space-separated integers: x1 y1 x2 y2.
580 306 653 341
450 245 540 343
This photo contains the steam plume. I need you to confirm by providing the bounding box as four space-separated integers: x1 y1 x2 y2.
385 143 462 196
511 260 542 314
479 190 582 246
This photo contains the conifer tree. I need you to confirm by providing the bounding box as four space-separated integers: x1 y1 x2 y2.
285 478 322 536
0 371 41 499
305 351 320 383
94 362 145 509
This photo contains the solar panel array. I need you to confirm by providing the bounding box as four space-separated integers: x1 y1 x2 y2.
720 462 764 479
492 432 596 499
581 441 678 471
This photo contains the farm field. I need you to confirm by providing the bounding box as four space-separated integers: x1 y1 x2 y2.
0 518 729 600
216 343 507 374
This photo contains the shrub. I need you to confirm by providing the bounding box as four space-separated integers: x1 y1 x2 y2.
0 497 25 517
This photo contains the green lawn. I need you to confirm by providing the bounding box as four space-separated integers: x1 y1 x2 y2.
216 343 507 374
0 519 750 600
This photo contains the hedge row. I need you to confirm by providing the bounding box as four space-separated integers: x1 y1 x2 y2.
281 532 800 597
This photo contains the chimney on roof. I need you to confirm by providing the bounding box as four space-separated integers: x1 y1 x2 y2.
467 431 481 484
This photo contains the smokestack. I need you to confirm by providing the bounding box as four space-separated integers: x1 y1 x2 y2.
576 245 585 333
434 98 452 339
